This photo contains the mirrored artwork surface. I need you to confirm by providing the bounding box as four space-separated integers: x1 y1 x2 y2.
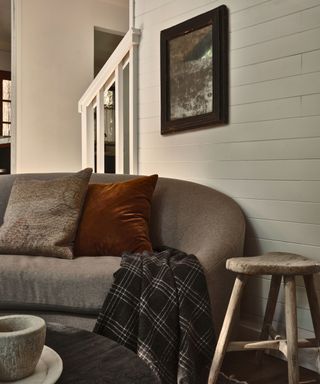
169 25 212 120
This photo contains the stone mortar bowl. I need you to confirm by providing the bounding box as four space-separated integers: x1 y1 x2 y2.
0 315 46 381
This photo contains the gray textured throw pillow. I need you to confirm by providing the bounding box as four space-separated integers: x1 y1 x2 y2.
0 168 92 259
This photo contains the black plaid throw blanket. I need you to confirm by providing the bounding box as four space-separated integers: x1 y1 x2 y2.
94 247 215 384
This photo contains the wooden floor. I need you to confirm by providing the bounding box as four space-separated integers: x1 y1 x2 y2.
222 351 320 384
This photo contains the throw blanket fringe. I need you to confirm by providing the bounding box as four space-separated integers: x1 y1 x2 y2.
94 247 215 384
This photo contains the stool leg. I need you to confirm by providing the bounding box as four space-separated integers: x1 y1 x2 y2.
303 274 320 340
284 275 299 384
208 274 248 384
256 275 282 364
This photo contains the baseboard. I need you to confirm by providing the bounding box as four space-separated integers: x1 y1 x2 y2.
239 319 320 373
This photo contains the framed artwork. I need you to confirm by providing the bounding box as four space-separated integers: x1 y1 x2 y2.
160 5 228 134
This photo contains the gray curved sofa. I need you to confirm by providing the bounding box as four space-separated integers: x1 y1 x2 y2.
0 173 245 335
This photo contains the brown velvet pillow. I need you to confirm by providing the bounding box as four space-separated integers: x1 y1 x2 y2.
74 175 158 256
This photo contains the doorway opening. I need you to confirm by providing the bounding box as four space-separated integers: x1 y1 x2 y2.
94 28 124 173
94 28 123 76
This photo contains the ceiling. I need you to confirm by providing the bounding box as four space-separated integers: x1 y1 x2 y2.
0 0 11 51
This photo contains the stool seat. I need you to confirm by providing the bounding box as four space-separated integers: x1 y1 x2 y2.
226 252 320 276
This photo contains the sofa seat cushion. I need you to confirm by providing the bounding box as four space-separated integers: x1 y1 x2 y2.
0 255 120 314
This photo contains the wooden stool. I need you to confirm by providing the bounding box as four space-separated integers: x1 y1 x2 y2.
208 252 320 384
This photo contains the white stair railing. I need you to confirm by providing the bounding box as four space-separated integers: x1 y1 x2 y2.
78 27 140 174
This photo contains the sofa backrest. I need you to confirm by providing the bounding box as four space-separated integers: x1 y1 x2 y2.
0 173 245 333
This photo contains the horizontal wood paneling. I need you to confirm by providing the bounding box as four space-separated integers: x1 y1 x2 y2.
231 27 320 68
136 0 268 19
231 72 320 105
242 293 314 332
241 314 316 339
139 137 320 163
303 49 320 73
136 0 269 31
302 93 320 115
140 158 320 181
208 179 320 202
214 159 320 180
237 198 320 224
230 55 301 86
231 5 320 50
230 97 301 123
231 0 320 31
210 138 320 160
135 0 320 371
245 276 315 310
245 237 320 260
139 116 320 140
247 218 320 246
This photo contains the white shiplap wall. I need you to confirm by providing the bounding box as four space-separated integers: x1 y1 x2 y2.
135 0 320 372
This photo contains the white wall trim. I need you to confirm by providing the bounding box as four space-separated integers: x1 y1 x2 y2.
129 42 138 174
129 0 135 29
10 0 21 174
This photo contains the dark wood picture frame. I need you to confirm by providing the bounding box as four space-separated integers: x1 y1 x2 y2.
160 5 228 134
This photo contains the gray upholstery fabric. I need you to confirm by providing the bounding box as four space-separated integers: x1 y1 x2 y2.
0 169 92 259
0 254 120 313
0 173 245 334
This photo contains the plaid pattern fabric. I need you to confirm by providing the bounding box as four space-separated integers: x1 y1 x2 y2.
94 247 215 384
